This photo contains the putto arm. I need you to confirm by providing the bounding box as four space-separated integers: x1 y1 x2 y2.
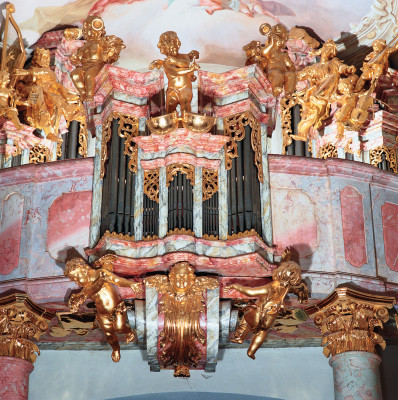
101 270 142 294
226 283 269 297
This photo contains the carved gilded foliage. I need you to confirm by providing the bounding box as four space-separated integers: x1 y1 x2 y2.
317 143 338 160
280 97 294 154
223 111 263 183
370 145 397 173
144 168 160 203
166 163 195 187
100 112 139 179
29 144 51 164
0 294 53 363
202 168 218 201
311 288 395 358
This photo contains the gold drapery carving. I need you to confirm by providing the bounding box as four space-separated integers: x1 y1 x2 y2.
202 168 218 201
223 111 263 183
29 144 51 164
144 168 160 203
166 163 195 187
317 143 338 160
311 287 395 358
100 112 139 179
370 145 397 173
0 294 53 363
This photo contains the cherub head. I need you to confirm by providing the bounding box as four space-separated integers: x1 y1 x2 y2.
243 41 261 62
83 16 106 40
0 71 10 87
32 48 51 68
272 261 301 288
372 39 387 53
169 262 196 295
337 74 358 94
158 31 181 57
271 23 289 45
64 258 90 286
93 254 117 271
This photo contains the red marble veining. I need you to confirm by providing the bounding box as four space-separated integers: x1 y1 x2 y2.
340 186 367 268
141 153 220 170
0 158 94 188
0 357 34 400
268 156 398 190
46 191 92 262
111 252 274 278
134 129 229 153
381 202 398 271
0 192 24 275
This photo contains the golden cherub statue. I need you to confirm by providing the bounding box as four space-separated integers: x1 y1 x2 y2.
64 255 141 362
251 23 296 98
294 39 356 141
145 262 218 377
149 31 200 114
0 71 22 129
227 250 308 359
14 48 84 140
68 16 125 101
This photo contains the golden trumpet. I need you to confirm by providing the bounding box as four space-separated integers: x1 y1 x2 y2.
259 23 271 36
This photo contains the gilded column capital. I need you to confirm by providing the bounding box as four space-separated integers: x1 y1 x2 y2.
309 287 395 358
0 293 54 363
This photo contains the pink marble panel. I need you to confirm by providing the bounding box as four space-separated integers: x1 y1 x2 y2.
382 202 398 271
340 186 367 268
46 191 92 262
0 193 24 275
271 188 318 258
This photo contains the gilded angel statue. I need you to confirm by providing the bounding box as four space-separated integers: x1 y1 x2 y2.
145 262 218 377
227 250 308 359
64 255 141 362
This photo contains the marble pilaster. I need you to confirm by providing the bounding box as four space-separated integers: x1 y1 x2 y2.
89 124 104 248
205 286 220 373
329 352 382 400
145 286 160 372
218 148 228 240
193 166 202 237
158 166 168 238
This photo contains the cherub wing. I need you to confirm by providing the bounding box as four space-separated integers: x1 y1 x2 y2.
192 277 219 294
144 275 171 294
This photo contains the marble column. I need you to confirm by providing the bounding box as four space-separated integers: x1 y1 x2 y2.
0 357 34 400
329 351 382 400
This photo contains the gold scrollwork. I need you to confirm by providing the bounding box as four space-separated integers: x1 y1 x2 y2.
56 137 63 159
29 144 51 164
223 111 263 183
100 112 139 179
166 163 195 187
202 168 218 201
317 143 338 160
144 168 160 203
167 228 195 237
280 97 294 154
102 230 135 242
369 145 397 173
78 120 88 157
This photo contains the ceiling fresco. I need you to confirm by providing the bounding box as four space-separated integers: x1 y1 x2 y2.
7 0 398 70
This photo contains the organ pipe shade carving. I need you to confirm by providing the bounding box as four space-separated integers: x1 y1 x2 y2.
223 111 263 183
202 168 218 201
370 145 397 173
101 112 139 179
29 144 51 164
144 168 160 203
166 163 195 187
317 143 338 159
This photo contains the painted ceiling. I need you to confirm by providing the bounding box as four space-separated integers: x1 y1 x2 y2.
6 0 398 70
